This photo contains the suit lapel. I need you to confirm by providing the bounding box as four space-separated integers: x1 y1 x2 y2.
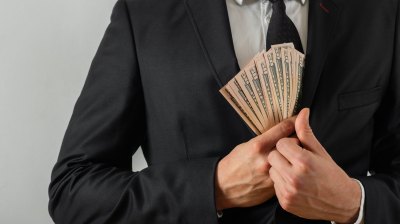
184 0 240 88
184 0 342 137
300 0 343 108
185 0 343 108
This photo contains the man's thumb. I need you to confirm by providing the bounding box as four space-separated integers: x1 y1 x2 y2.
295 108 324 155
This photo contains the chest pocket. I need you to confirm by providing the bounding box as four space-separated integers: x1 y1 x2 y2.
338 86 383 111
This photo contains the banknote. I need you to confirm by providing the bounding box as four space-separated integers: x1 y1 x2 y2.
227 78 265 132
220 43 305 134
243 59 269 121
254 53 279 128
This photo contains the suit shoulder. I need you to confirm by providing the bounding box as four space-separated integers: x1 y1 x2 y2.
123 0 186 20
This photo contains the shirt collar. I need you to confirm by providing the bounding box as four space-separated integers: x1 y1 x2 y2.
235 0 306 6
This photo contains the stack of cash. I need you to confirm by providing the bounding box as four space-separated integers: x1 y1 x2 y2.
220 43 305 135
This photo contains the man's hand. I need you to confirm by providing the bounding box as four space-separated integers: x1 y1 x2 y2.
215 118 296 210
268 108 361 223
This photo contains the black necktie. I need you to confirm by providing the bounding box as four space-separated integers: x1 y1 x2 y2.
266 0 304 53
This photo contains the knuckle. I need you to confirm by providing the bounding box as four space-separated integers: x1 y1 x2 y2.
296 159 310 174
256 160 268 173
235 143 245 151
287 175 301 190
268 149 277 160
279 121 293 135
294 152 309 168
280 192 294 211
276 138 286 149
282 188 292 201
280 199 290 211
250 140 263 152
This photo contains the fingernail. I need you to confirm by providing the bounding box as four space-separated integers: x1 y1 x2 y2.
305 108 310 124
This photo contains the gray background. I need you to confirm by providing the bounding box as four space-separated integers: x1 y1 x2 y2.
0 0 148 223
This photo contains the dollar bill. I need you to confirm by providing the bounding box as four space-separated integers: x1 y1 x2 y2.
235 72 267 131
265 51 284 120
227 78 265 132
243 59 269 121
255 52 279 128
220 43 305 135
282 48 291 119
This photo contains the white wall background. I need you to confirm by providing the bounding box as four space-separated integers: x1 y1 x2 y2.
0 1 148 223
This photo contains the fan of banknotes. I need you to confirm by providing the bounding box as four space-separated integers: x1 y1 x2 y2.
220 43 305 135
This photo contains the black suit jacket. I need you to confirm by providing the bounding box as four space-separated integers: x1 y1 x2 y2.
48 0 400 223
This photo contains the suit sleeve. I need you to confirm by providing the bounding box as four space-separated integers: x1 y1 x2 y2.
48 1 220 223
357 1 400 223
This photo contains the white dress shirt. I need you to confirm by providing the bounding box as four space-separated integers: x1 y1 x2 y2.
226 0 308 68
225 0 365 223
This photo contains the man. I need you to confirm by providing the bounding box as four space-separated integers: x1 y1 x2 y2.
48 0 400 223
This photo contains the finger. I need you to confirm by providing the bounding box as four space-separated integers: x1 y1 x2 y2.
254 117 296 148
269 167 286 190
276 137 307 164
295 108 326 156
284 137 301 146
268 149 292 171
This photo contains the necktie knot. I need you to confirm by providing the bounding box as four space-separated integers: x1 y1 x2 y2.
266 0 304 52
268 0 286 12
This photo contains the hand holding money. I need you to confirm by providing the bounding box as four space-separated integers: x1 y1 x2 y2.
268 109 362 223
215 117 296 210
215 43 304 210
220 43 305 135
